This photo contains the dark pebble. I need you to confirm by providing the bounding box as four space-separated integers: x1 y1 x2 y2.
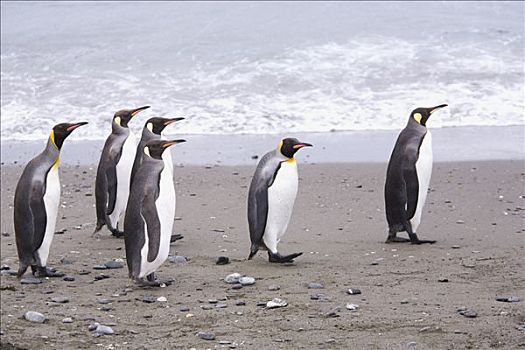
307 283 324 289
216 256 230 265
347 288 362 295
100 306 112 312
51 297 69 304
78 270 91 275
438 278 449 283
93 265 108 270
251 155 258 160
457 308 478 318
142 295 156 303
180 306 190 312
324 310 340 318
496 296 521 303
63 275 75 282
256 301 267 307
94 274 110 281
60 258 73 265
104 261 123 269
1 232 10 237
98 299 112 304
1 265 11 271
231 284 243 290
196 331 215 341
235 301 246 306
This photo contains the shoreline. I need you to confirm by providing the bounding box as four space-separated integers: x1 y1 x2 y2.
1 125 523 166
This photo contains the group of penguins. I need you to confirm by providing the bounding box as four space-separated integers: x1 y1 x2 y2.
12 103 448 286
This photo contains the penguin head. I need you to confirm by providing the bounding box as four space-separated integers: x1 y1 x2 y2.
278 138 313 158
51 122 88 150
113 106 150 127
145 117 185 135
410 104 448 126
143 139 186 160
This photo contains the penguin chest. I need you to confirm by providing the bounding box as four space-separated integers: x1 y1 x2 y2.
266 160 298 239
111 133 137 224
38 164 60 265
412 131 433 230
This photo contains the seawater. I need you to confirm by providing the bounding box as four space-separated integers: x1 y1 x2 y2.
1 2 523 140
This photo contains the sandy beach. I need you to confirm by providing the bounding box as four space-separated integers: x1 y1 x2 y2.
1 160 523 349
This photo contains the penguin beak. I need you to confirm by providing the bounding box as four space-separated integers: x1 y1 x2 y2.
130 106 151 117
164 117 185 126
429 104 448 115
293 142 313 149
66 121 88 132
162 139 186 148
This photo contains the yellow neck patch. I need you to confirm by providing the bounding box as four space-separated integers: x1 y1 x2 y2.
52 156 60 170
49 130 58 149
413 113 422 124
286 157 296 164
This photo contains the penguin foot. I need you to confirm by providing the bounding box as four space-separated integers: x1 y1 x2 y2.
111 230 125 238
410 239 437 245
170 234 184 243
136 277 174 288
34 266 65 278
385 236 411 243
268 252 303 263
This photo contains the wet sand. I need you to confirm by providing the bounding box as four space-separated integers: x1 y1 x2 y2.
1 161 524 349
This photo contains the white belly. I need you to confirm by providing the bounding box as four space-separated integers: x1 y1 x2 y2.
263 160 298 253
139 165 175 278
109 133 137 228
37 164 60 266
411 131 433 232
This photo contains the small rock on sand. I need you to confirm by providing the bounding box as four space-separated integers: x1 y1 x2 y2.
196 331 215 340
224 273 242 284
24 311 46 323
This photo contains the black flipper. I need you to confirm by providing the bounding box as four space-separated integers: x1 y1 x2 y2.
29 180 48 266
142 182 161 263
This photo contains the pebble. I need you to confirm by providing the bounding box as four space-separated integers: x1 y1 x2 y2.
268 285 281 291
457 308 478 318
104 260 123 269
20 277 42 284
63 275 75 282
451 245 461 249
94 274 110 281
78 270 90 275
239 276 256 286
201 305 213 310
180 306 190 312
310 293 330 301
256 301 267 307
1 265 10 270
438 278 449 283
51 297 69 304
456 220 465 224
168 255 187 264
496 296 521 303
347 288 361 295
62 317 73 323
196 331 215 340
235 301 246 306
98 299 112 304
346 303 359 311
266 298 287 309
143 295 156 303
216 303 228 309
407 341 417 348
93 265 108 270
224 273 242 284
324 309 340 318
93 324 114 336
307 282 324 289
216 256 230 265
231 284 243 290
157 296 167 302
24 311 46 323
1 232 10 237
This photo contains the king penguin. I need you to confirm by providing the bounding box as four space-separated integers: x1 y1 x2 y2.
384 104 448 244
14 122 88 278
130 116 185 243
124 139 186 286
247 138 312 263
95 106 150 237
